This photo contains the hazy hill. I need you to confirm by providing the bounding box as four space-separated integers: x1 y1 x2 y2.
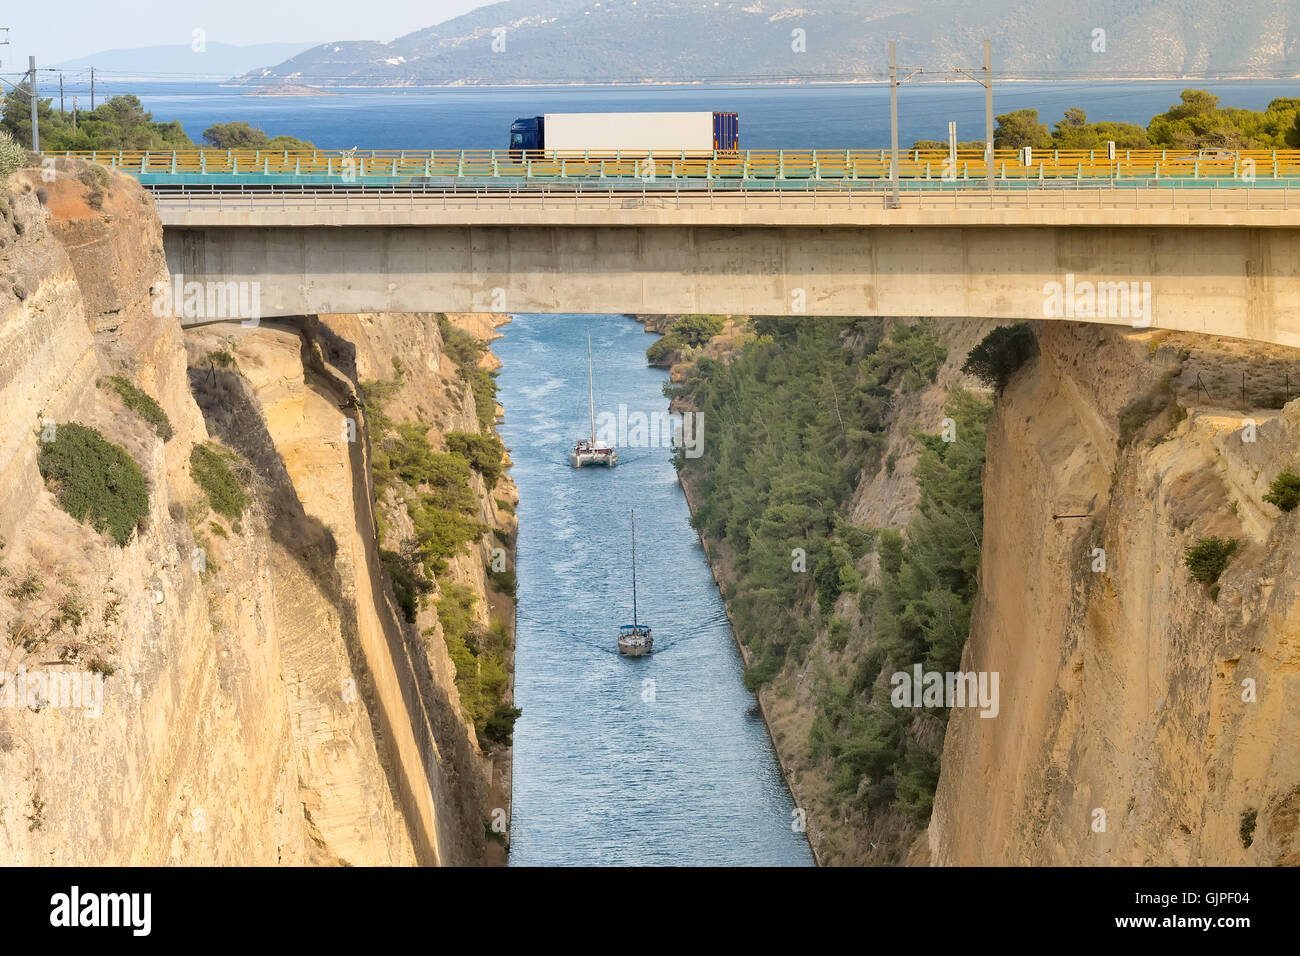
54 42 320 80
235 0 1300 87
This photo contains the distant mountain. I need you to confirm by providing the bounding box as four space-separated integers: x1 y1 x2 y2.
55 42 321 81
234 0 1300 88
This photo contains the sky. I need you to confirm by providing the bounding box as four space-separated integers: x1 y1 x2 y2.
0 0 499 66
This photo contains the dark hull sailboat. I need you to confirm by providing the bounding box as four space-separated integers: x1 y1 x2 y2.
617 509 652 656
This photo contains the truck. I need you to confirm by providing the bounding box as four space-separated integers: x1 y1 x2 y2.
508 111 739 154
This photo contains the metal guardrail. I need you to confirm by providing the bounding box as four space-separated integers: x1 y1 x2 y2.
46 147 1300 185
149 180 1300 212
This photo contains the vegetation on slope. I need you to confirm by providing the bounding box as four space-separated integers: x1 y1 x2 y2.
438 315 500 430
37 423 149 546
102 375 173 440
367 404 490 579
646 315 726 367
1263 469 1300 513
433 583 519 748
0 128 25 184
190 442 250 533
677 316 995 861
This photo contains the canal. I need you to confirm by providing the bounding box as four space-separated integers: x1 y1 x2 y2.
495 313 814 866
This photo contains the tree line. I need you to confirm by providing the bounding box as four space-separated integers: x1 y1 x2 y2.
0 82 313 152
915 90 1300 151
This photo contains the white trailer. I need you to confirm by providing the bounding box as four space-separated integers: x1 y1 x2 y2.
543 112 719 154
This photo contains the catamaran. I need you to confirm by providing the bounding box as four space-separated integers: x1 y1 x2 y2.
570 332 617 468
617 509 653 656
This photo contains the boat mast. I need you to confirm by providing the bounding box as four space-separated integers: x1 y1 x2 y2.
631 509 638 629
587 332 596 446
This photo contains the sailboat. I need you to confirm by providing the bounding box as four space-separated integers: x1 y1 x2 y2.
570 332 617 468
617 509 653 656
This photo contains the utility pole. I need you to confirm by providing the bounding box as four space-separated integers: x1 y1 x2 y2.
887 41 922 209
59 72 64 114
90 66 95 109
72 95 77 133
948 40 995 191
889 42 897 207
28 56 38 151
983 40 993 191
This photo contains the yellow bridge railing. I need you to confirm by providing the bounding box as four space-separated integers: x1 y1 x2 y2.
48 148 1300 181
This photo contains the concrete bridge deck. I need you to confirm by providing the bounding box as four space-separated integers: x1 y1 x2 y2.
156 184 1300 348
154 184 1300 229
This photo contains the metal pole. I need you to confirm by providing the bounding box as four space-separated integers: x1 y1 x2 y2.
984 40 993 192
889 41 899 209
28 56 37 151
59 73 64 114
90 67 95 109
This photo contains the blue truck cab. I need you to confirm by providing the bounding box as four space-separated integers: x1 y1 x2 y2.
509 116 545 154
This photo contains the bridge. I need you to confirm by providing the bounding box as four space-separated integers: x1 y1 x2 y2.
56 149 1300 347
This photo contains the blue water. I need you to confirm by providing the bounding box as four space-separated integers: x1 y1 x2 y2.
495 314 813 866
71 78 1300 150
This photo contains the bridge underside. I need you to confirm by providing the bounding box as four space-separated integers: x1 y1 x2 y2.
163 225 1300 347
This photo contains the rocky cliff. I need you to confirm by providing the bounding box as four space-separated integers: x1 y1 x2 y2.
0 162 512 865
928 322 1300 866
671 311 1300 867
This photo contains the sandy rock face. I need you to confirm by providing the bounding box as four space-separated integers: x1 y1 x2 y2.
1 164 511 865
929 323 1300 865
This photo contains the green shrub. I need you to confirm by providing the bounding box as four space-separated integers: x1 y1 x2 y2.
495 497 515 515
1183 536 1240 584
208 349 237 369
380 549 431 623
1263 469 1300 512
190 443 249 531
647 314 726 366
827 616 851 651
742 653 781 692
370 417 490 573
0 128 26 183
481 702 522 748
437 315 499 430
488 566 517 599
962 324 1037 393
447 431 504 488
103 375 172 440
37 423 149 546
437 586 513 743
1240 808 1257 849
